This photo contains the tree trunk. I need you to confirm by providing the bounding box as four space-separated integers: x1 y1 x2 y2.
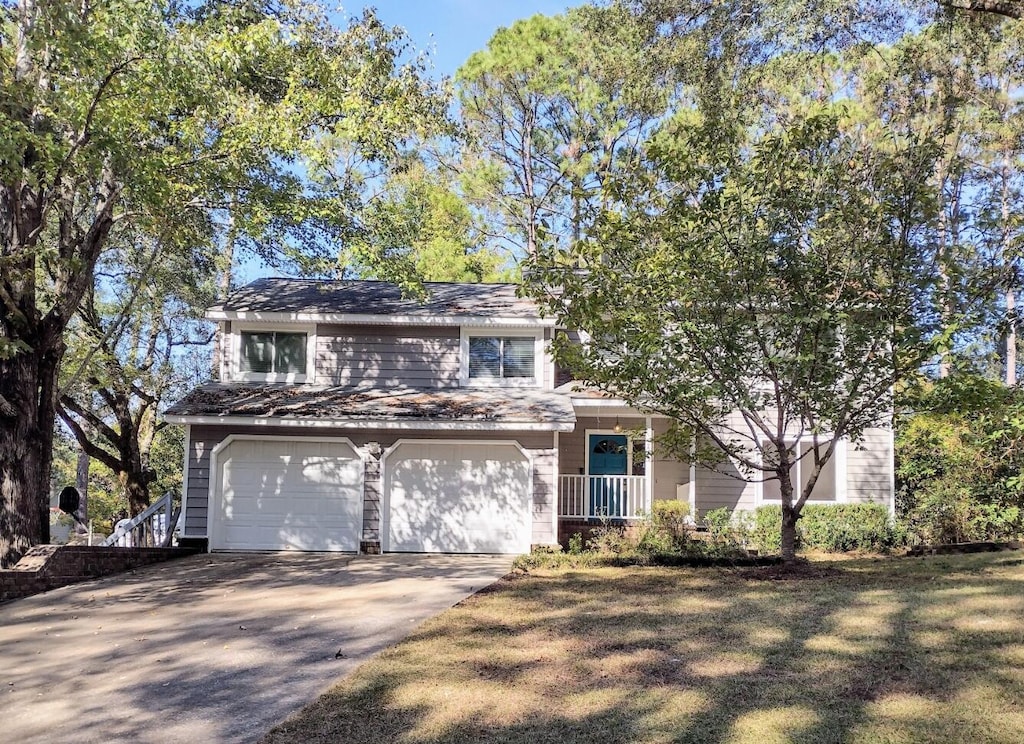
778 464 799 562
1002 146 1016 386
1008 289 1017 386
122 470 152 517
211 206 236 380
936 159 952 379
0 344 60 566
780 504 799 562
74 448 90 532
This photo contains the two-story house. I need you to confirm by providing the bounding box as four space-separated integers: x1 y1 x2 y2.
164 278 894 554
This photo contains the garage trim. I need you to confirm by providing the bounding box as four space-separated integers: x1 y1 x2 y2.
380 438 534 553
207 434 364 552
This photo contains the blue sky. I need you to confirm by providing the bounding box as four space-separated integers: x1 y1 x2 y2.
360 1 570 78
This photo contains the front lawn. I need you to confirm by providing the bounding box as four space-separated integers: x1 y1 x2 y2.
263 553 1024 744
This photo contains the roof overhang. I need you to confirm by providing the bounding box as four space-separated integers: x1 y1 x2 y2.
163 414 574 432
206 310 556 327
163 384 577 432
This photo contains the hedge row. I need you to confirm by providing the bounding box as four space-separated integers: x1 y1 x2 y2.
746 503 895 553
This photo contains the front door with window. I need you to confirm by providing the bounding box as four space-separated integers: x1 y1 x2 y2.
589 434 628 517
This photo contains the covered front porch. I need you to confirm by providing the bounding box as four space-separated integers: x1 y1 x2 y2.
555 406 692 540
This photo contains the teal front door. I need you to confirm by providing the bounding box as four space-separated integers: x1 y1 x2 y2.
589 434 628 517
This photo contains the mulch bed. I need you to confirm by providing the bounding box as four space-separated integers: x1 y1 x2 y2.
733 561 848 581
906 540 1024 557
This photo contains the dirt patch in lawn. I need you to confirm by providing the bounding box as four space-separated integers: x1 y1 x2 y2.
264 553 1024 744
733 560 849 581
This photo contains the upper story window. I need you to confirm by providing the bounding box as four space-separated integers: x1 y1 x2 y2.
241 331 307 375
469 336 535 379
233 326 315 383
460 329 543 387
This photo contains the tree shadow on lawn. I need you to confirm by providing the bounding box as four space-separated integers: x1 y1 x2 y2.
262 553 1024 744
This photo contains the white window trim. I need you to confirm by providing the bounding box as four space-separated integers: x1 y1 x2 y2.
756 436 847 505
180 425 193 536
459 327 543 388
232 322 317 384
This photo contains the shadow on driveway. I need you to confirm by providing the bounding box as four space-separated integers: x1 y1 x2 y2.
0 552 512 743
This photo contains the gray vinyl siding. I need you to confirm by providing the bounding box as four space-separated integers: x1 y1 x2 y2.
183 427 219 534
652 418 690 501
690 424 895 518
315 324 460 387
694 464 758 517
529 446 557 545
182 424 557 546
846 427 893 505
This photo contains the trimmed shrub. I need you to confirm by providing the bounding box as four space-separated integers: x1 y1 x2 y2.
651 500 691 531
751 505 782 553
629 500 694 554
799 503 893 552
748 503 893 554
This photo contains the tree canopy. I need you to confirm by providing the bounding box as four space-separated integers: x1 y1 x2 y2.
528 105 940 559
0 0 450 565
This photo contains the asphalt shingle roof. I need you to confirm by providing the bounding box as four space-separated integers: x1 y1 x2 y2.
165 384 576 426
215 278 541 318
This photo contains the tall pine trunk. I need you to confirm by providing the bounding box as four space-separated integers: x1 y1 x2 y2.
1002 150 1016 386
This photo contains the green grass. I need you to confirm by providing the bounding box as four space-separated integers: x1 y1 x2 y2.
263 553 1024 744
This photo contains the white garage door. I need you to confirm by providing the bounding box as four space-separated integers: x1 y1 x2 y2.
212 438 363 552
384 441 532 554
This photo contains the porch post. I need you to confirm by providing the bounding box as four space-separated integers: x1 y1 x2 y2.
644 416 653 511
552 431 560 541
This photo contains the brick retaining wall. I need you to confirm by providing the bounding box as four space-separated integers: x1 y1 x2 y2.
0 545 195 603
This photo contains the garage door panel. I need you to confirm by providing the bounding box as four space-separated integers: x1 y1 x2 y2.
385 442 532 554
213 438 362 552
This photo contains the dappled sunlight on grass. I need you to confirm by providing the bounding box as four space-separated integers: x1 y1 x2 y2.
727 705 821 744
744 626 789 647
913 629 951 649
264 552 1024 744
803 634 879 656
688 652 762 678
633 687 709 740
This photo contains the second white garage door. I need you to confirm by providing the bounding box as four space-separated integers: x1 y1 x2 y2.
384 441 532 554
211 437 363 552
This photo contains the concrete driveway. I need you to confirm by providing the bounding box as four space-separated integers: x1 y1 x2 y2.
0 552 512 743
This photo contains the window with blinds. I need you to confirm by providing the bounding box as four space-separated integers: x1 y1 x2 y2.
468 336 535 380
240 331 307 374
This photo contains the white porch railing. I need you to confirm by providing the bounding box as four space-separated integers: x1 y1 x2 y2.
102 491 181 548
558 475 650 520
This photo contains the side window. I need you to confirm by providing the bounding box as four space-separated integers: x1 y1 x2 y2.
762 440 838 502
